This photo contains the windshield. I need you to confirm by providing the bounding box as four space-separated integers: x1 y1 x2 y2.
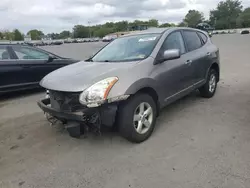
92 33 161 62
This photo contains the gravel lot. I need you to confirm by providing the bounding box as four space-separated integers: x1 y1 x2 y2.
1 34 250 188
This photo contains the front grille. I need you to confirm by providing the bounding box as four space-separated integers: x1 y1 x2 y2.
49 90 84 112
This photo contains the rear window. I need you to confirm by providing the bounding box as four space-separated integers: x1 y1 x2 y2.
183 31 202 52
0 46 10 60
197 32 208 44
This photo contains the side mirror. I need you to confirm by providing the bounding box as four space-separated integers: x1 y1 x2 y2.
47 55 56 62
163 49 180 60
156 49 180 64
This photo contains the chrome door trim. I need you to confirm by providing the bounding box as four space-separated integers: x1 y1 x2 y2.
164 79 205 102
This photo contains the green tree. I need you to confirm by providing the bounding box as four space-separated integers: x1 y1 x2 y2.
237 7 250 28
73 25 89 38
114 21 129 32
94 27 114 38
59 30 71 39
0 32 3 39
209 0 243 29
47 33 60 39
27 29 44 40
178 21 188 27
148 19 159 27
159 23 172 27
129 20 145 28
13 29 24 41
184 10 205 28
159 23 176 27
104 22 116 28
3 31 14 40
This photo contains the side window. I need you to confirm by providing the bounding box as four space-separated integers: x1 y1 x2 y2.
12 46 49 60
197 32 208 44
182 31 202 52
0 46 11 60
161 31 185 54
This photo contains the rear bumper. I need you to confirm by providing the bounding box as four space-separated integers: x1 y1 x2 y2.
37 98 118 127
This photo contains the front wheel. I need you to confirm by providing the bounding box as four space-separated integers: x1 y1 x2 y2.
117 93 157 143
199 69 218 98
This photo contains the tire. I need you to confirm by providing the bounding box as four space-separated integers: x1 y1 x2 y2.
117 93 157 143
199 69 218 98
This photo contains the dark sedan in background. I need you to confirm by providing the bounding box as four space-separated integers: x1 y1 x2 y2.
0 44 79 93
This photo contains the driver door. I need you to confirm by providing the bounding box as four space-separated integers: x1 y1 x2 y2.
11 46 63 84
153 31 194 102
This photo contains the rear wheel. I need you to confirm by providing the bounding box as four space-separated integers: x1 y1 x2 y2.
199 69 218 98
117 93 157 143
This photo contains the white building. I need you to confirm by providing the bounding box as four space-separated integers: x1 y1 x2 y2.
24 35 31 42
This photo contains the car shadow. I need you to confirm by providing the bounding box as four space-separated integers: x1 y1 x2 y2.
53 122 131 145
154 90 202 131
54 90 203 144
1 88 204 145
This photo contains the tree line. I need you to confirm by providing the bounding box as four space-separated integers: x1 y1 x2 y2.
0 0 249 41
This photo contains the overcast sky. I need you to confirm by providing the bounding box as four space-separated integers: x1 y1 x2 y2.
0 0 250 34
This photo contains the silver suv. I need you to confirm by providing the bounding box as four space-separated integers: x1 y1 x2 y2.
38 27 220 143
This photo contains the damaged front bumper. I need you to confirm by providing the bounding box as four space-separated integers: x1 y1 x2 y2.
38 98 86 122
37 98 118 138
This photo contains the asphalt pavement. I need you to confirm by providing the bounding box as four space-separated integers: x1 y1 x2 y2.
1 35 250 188
40 42 106 60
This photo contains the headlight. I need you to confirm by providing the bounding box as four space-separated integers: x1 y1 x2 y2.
45 90 50 99
79 77 119 107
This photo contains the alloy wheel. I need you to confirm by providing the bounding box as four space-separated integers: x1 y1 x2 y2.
209 73 216 93
133 102 153 134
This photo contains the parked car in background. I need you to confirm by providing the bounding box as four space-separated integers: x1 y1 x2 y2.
71 39 78 43
24 41 35 46
0 44 79 93
102 36 111 42
241 30 250 34
51 40 64 45
85 38 92 42
38 27 220 143
196 23 214 37
93 37 100 42
102 35 117 42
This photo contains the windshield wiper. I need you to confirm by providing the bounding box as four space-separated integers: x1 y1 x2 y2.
85 58 93 62
93 60 114 62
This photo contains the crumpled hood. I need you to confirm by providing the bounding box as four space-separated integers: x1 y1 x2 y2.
40 60 137 92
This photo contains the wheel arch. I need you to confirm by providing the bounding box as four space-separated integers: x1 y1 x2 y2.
208 62 220 82
130 87 160 117
124 78 162 116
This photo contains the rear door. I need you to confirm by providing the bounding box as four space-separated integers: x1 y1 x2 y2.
182 30 207 85
11 45 69 83
196 31 214 80
0 45 25 92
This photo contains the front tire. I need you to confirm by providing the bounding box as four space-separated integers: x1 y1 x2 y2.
117 93 157 143
199 69 218 98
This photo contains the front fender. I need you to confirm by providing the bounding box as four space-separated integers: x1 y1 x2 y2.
124 78 161 97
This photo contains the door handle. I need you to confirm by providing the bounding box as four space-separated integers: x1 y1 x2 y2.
207 52 211 56
185 60 192 65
